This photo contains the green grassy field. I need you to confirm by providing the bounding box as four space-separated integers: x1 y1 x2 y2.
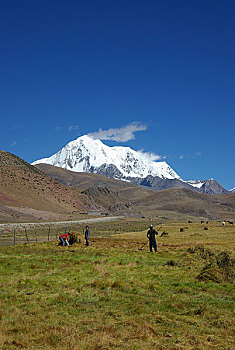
0 221 234 349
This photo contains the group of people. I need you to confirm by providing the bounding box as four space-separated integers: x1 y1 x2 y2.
59 226 90 247
59 224 159 253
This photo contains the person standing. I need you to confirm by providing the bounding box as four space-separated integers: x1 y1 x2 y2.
85 226 90 246
147 224 158 252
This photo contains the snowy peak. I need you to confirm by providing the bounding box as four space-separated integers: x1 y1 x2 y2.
32 135 181 180
32 135 229 194
186 179 228 194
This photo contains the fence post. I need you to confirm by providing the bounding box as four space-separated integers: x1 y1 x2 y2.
14 230 16 246
35 230 37 243
48 227 50 241
25 227 29 242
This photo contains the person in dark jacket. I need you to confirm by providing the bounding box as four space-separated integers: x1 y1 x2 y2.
85 226 90 246
147 224 158 252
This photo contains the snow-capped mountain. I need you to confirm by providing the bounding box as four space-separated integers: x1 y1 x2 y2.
32 135 229 194
32 135 181 180
185 179 228 194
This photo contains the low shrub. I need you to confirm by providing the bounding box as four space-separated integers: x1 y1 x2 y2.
196 251 234 283
69 231 83 244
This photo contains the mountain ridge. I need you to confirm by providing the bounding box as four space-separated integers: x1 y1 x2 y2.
35 163 235 221
0 149 234 222
32 135 229 194
32 135 181 180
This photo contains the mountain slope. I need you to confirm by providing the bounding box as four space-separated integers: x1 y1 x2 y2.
131 188 235 220
35 164 235 221
32 135 181 180
0 150 94 222
1 150 233 223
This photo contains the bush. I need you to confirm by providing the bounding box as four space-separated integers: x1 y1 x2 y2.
68 231 83 245
196 251 234 283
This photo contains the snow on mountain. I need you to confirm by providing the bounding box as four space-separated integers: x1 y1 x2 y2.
185 180 206 189
185 178 219 189
32 135 181 180
186 178 228 194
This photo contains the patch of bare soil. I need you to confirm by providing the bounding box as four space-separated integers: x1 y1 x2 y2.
7 206 68 221
0 191 18 204
0 204 69 224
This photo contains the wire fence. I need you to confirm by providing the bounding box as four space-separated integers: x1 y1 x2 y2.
0 225 83 247
0 219 150 247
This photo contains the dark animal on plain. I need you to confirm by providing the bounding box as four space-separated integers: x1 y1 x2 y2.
201 221 204 224
188 220 192 223
227 221 233 225
160 231 168 237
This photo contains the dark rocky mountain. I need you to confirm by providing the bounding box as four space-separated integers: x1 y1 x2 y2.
93 164 229 195
96 164 124 179
128 175 198 192
199 179 229 194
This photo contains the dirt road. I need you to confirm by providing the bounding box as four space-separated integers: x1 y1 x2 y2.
0 216 124 232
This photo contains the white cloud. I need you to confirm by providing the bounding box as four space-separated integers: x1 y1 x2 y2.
137 149 163 161
55 126 60 131
179 154 184 159
11 141 17 147
69 125 79 131
196 152 202 156
87 122 165 160
88 122 147 142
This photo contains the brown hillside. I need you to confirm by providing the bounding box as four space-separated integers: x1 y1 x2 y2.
132 188 235 220
35 164 143 216
36 164 235 221
35 164 154 201
0 150 95 222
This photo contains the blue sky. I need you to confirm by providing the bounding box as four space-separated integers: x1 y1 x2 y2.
1 0 234 189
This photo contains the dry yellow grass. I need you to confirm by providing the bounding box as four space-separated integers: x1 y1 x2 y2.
0 220 234 349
